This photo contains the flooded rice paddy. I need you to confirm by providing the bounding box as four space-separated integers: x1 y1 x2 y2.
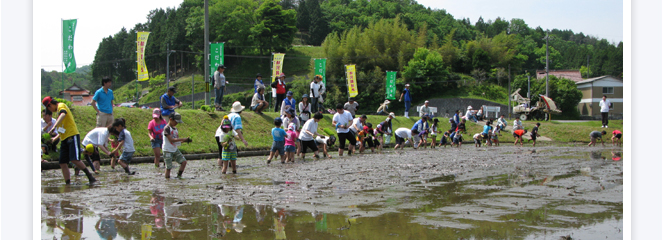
41 146 623 239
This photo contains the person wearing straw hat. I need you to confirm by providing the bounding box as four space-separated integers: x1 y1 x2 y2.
376 99 390 115
222 101 250 167
398 83 412 118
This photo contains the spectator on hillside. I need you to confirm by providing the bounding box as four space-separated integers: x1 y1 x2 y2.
160 86 182 117
250 86 269 115
344 97 359 118
398 84 412 118
476 106 484 121
309 75 326 114
497 115 507 131
513 118 523 130
376 100 390 115
464 106 478 122
254 73 264 94
599 95 611 128
280 91 297 117
272 73 287 112
91 76 115 127
213 65 228 111
299 94 311 122
419 100 432 117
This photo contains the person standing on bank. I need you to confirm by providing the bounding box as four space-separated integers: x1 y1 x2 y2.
280 91 297 117
310 75 326 114
599 95 611 128
254 73 265 94
273 73 287 113
160 86 183 118
91 76 115 127
398 84 412 118
214 65 228 111
344 97 359 118
42 96 96 184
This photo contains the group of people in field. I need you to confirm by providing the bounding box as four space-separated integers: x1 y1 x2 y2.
41 75 623 185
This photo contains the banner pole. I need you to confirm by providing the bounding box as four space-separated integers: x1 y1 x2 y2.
61 19 64 99
270 53 273 112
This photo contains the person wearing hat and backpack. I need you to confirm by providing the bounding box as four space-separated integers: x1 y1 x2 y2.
226 101 250 167
273 73 287 112
160 86 183 117
280 91 297 117
214 65 229 111
398 83 412 118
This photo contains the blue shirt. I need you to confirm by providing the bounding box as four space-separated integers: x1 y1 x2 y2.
92 88 114 114
272 127 286 141
453 113 460 125
402 88 411 102
228 113 243 130
160 93 180 117
254 79 264 93
411 119 428 132
483 125 492 134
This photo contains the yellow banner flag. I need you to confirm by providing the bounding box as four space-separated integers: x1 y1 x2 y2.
345 64 358 97
137 32 150 81
271 53 285 83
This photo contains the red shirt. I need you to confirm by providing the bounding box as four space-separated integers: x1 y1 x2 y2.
276 80 286 94
612 130 622 135
514 129 525 136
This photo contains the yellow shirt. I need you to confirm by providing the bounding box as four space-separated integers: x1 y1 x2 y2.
56 103 79 140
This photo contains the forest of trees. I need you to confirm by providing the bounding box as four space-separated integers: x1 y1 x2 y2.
42 0 622 115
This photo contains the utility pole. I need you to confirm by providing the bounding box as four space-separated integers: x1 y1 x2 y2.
587 55 590 78
526 70 530 99
204 0 210 105
544 30 549 96
508 64 511 119
166 43 170 88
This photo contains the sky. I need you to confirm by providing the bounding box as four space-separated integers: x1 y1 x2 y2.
39 0 624 72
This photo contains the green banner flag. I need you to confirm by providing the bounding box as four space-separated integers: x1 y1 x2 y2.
314 59 327 85
62 19 77 73
210 42 224 79
386 71 397 100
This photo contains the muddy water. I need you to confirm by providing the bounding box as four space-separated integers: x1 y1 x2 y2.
41 146 623 239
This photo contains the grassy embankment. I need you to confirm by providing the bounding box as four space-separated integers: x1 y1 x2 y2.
45 106 622 159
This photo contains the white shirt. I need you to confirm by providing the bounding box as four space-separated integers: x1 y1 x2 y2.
163 125 181 152
81 127 110 147
332 111 353 134
118 129 135 152
599 99 611 113
310 81 326 98
395 128 412 139
315 136 329 145
350 118 363 133
41 118 56 134
299 102 311 122
513 120 522 128
299 119 318 141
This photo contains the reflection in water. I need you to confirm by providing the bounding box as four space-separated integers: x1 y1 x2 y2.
274 208 288 239
612 151 622 161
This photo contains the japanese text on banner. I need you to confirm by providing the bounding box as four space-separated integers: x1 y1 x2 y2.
345 64 358 97
385 71 397 100
209 42 224 79
271 53 285 83
136 32 150 81
62 19 77 73
314 59 327 86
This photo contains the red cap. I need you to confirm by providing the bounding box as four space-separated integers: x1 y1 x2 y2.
42 96 53 107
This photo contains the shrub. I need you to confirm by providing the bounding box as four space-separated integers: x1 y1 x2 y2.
200 105 213 112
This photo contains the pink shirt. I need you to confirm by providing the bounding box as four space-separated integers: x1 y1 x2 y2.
285 130 298 146
148 118 167 140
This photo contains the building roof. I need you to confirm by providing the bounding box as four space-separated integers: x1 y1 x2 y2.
536 70 584 82
59 83 90 95
575 75 623 85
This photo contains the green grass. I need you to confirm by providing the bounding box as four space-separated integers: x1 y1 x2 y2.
54 105 622 158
